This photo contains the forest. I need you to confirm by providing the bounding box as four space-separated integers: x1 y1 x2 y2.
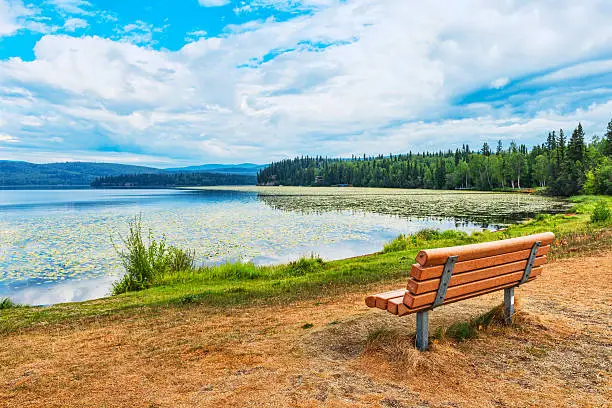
91 171 256 188
0 161 161 186
258 120 612 196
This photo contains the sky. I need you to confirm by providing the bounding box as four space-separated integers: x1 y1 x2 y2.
1 0 612 166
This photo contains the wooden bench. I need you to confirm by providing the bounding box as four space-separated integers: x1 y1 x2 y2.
366 232 554 351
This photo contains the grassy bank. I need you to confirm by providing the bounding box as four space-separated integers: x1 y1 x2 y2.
1 195 610 335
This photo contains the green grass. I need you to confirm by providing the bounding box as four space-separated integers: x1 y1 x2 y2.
1 195 610 335
435 305 504 342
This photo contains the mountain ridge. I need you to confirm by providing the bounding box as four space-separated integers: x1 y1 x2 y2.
0 160 264 186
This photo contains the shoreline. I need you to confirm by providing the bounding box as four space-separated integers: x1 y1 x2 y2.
0 195 609 335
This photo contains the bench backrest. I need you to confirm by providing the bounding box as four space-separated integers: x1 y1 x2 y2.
403 232 554 311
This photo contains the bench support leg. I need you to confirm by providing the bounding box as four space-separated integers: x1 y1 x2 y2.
416 311 429 351
504 287 514 324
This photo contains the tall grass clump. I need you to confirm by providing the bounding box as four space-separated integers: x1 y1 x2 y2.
591 200 611 224
435 304 504 342
0 298 20 310
286 254 324 276
112 215 196 295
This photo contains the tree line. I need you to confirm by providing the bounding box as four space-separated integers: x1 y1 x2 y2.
91 172 256 188
257 120 612 196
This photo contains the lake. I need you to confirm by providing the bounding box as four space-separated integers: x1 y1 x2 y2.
0 187 569 305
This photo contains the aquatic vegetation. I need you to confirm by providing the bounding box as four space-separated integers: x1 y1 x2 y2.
255 188 569 225
0 188 571 304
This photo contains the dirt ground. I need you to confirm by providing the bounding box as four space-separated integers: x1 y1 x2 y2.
1 252 611 408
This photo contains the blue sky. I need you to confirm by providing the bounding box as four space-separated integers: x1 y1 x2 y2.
1 0 612 166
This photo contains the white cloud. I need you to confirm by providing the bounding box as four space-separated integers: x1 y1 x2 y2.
490 77 509 89
185 29 207 42
0 133 20 143
63 17 88 32
236 0 337 13
529 59 612 84
1 0 612 164
0 0 28 37
198 0 231 7
0 0 92 37
47 0 92 15
116 20 167 46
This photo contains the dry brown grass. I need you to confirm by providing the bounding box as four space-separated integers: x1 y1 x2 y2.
1 252 611 407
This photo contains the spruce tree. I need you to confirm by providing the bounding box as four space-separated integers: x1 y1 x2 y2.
482 142 491 156
605 118 612 157
568 123 586 163
546 131 557 152
557 129 566 164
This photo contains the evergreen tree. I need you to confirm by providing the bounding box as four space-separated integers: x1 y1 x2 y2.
557 129 566 164
567 123 585 163
546 131 557 152
454 149 461 165
496 140 503 155
482 142 491 156
605 118 612 157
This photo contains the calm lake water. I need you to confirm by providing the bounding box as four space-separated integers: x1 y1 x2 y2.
0 187 569 305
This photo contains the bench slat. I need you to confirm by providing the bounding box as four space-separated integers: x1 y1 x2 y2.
364 289 407 309
386 296 405 315
395 275 538 316
403 267 543 308
407 256 547 295
410 245 550 281
415 232 554 266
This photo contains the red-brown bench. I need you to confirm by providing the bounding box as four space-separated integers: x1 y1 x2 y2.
366 232 554 351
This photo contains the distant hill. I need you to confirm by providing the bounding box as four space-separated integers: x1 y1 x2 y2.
166 163 265 176
0 161 163 187
91 172 256 188
0 160 263 187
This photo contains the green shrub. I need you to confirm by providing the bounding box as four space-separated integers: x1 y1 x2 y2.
591 200 611 223
112 215 197 295
168 247 196 272
0 298 19 310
